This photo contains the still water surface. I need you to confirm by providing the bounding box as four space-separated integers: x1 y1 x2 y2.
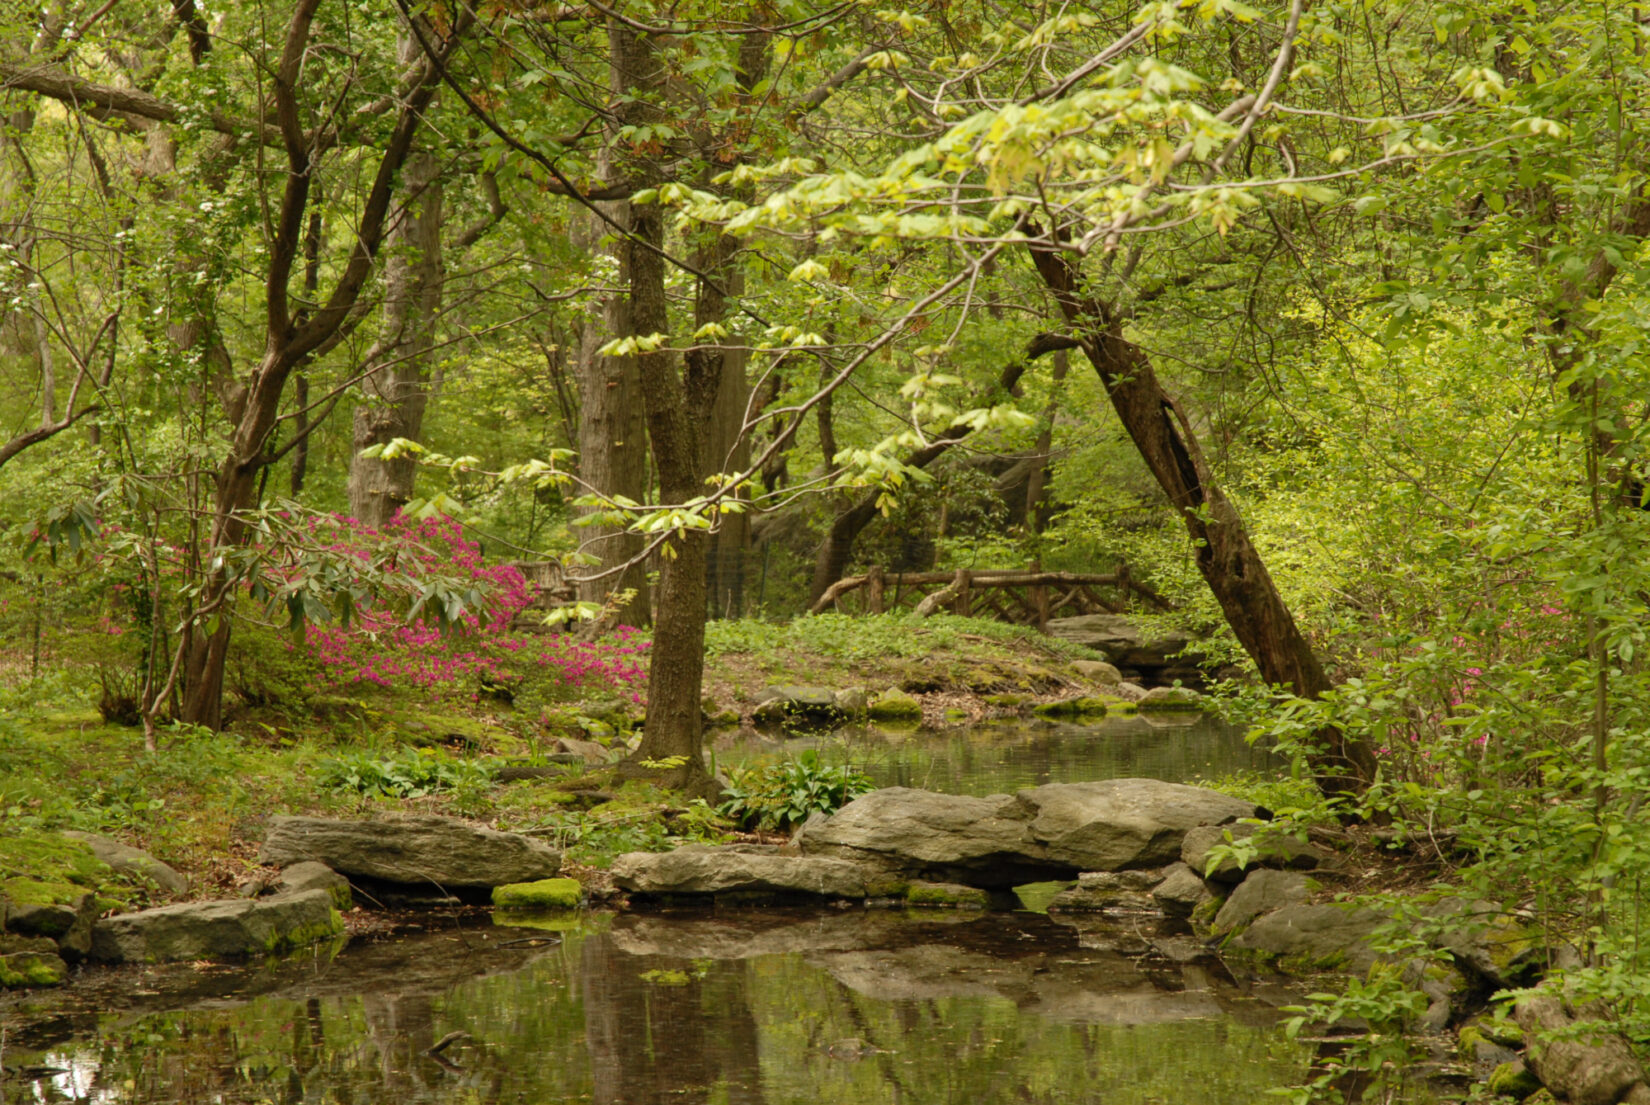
2 719 1313 1105
715 712 1280 796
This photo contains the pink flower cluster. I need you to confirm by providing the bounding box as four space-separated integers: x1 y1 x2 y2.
289 514 648 701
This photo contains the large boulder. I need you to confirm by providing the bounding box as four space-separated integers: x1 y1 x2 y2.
798 780 1259 887
258 815 561 890
612 844 899 899
90 889 342 963
796 789 1056 887
1020 779 1258 871
60 831 189 895
1045 615 1197 672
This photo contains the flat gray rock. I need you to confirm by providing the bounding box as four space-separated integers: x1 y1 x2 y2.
1212 869 1311 935
797 787 1053 886
611 845 894 898
1020 779 1258 871
797 780 1257 887
258 815 561 889
90 889 342 963
61 831 188 895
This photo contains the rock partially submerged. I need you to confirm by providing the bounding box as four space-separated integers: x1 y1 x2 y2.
613 845 900 899
90 889 342 964
613 780 1261 897
258 814 561 890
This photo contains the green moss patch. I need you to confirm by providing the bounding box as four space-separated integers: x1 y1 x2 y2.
1033 696 1110 718
492 877 582 910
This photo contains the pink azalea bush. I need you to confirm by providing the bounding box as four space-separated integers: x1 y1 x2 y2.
296 514 648 703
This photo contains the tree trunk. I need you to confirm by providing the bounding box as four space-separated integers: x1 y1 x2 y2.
599 17 714 793
1028 245 1374 794
572 193 652 626
1022 348 1068 533
179 1 459 727
347 53 443 528
701 319 751 621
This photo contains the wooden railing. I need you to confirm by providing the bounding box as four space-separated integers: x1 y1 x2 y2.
808 563 1170 627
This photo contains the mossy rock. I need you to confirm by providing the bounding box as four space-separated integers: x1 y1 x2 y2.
984 693 1031 709
492 877 582 910
0 834 112 890
905 882 988 909
1486 1060 1541 1099
0 935 67 989
1136 686 1205 712
1033 696 1110 719
867 689 923 721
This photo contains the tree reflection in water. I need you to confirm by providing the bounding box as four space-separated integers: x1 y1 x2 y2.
1 910 1310 1105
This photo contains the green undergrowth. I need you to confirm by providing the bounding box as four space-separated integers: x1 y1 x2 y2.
706 612 1100 663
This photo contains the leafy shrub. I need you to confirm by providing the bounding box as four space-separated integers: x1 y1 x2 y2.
522 799 729 865
299 514 649 703
717 750 875 830
316 749 497 799
704 612 1097 663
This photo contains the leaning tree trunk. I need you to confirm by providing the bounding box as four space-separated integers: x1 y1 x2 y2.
1029 245 1375 795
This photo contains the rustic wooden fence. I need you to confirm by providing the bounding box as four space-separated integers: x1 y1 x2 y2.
808 563 1170 627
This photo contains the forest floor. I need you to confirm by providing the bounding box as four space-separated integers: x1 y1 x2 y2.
0 613 1141 906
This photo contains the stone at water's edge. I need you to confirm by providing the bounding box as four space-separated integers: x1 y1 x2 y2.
1226 902 1382 971
89 889 342 963
1022 780 1258 871
613 845 900 899
258 814 561 889
1211 869 1312 935
0 933 68 988
1071 659 1122 685
795 779 1259 888
278 861 353 911
1180 823 1324 884
493 878 583 909
1045 615 1196 670
796 788 1057 888
1136 686 1204 711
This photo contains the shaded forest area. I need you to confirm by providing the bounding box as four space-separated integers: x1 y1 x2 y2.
6 0 1650 1095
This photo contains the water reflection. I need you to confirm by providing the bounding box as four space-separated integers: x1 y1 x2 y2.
2 910 1309 1105
714 714 1279 796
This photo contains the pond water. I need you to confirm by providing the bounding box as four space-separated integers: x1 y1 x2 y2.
1 717 1320 1105
713 713 1281 796
2 910 1312 1105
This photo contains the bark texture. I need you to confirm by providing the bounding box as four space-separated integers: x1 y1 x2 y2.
572 191 652 625
347 34 445 528
1029 244 1375 793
